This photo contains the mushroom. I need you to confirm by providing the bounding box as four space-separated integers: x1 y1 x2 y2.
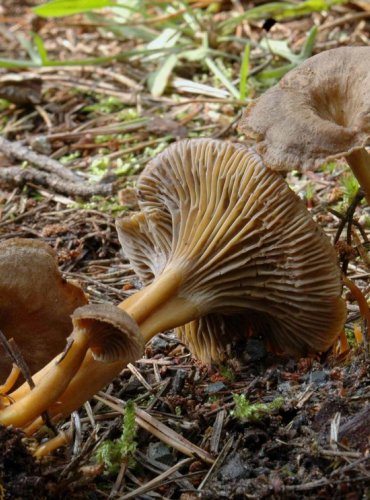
0 139 346 432
0 238 87 384
114 138 346 361
0 303 144 428
238 46 370 202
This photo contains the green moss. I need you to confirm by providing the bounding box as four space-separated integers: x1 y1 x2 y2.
231 394 284 422
0 99 11 111
95 400 137 474
72 195 129 214
341 172 360 205
84 96 127 114
219 365 235 383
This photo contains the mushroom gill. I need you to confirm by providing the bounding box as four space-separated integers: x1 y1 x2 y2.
238 46 370 202
116 138 346 361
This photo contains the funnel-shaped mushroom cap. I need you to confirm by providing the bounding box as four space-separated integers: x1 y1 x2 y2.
117 138 346 359
0 238 87 381
239 46 370 171
71 303 144 364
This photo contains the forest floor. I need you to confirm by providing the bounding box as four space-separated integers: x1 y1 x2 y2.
0 1 369 498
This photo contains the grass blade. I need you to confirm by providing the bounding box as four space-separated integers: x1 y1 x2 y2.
148 54 178 97
239 44 250 101
220 0 346 34
205 57 240 99
299 26 318 60
34 0 118 17
33 34 49 64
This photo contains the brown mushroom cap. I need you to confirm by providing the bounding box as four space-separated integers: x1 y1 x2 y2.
0 303 144 428
238 46 370 171
117 138 346 360
71 303 144 364
0 238 87 381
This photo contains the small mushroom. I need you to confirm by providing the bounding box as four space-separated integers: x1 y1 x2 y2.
0 238 87 383
115 138 345 360
238 46 370 202
0 303 144 428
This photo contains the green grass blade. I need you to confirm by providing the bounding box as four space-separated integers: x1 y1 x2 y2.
33 0 141 18
299 26 318 60
257 62 296 80
0 46 188 69
148 54 178 97
239 43 250 101
221 0 346 34
205 57 240 99
16 34 41 64
33 34 49 64
33 0 117 17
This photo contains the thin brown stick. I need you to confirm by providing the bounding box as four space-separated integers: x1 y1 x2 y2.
0 331 34 389
94 393 214 464
0 166 114 198
0 136 81 182
334 188 364 244
119 457 193 500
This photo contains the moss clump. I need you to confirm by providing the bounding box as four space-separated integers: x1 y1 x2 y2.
231 394 284 422
95 400 137 474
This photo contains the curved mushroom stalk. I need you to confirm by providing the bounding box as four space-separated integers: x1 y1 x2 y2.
0 304 144 428
238 46 370 202
115 138 346 359
0 238 87 383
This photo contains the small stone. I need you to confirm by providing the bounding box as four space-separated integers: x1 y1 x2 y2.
205 382 227 394
147 442 174 466
218 453 249 481
309 371 328 385
278 381 294 395
253 466 271 477
245 338 266 361
150 336 170 352
169 369 187 395
29 135 52 155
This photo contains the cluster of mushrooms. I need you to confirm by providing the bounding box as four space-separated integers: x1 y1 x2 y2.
0 46 369 450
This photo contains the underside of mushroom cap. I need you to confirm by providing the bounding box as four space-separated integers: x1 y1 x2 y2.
72 303 144 364
238 46 370 171
176 314 249 364
117 138 346 359
0 238 87 381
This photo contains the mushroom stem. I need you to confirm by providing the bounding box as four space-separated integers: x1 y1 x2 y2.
0 364 20 395
11 270 199 425
0 270 196 428
0 329 90 427
118 268 199 341
23 272 199 422
344 149 370 204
